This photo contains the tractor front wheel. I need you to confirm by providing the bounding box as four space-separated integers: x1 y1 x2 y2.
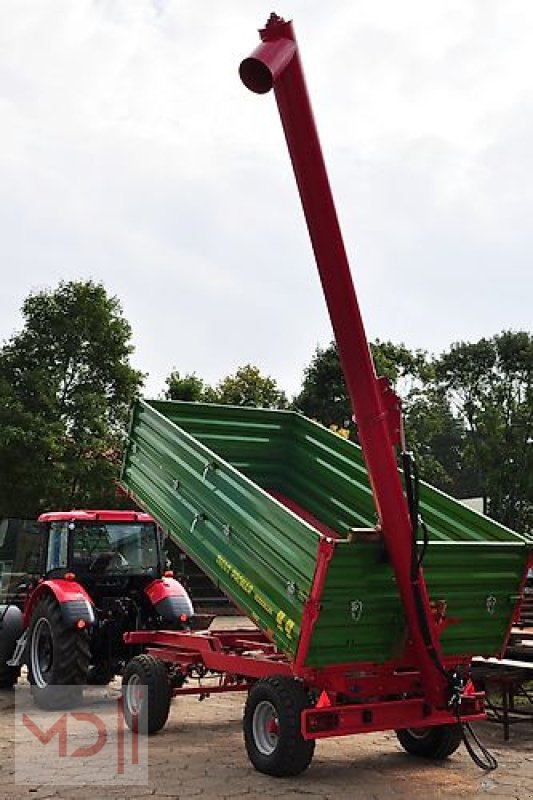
396 724 463 759
243 676 315 777
122 655 171 735
28 595 90 709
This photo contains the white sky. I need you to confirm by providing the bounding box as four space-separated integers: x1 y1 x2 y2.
1 0 532 398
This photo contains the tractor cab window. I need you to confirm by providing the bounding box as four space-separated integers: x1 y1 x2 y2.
70 522 160 575
46 522 68 572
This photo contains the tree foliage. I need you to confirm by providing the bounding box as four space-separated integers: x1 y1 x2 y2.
3 276 529 537
0 280 143 516
165 370 216 403
293 332 532 533
404 389 473 495
293 339 429 428
436 331 532 532
214 364 288 408
292 342 351 429
165 363 287 409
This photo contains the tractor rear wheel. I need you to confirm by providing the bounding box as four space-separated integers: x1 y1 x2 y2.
243 676 315 777
28 595 90 709
396 724 463 759
122 655 171 735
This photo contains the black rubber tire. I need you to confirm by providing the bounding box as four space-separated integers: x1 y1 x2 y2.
0 662 20 689
28 595 90 710
122 655 171 735
243 676 315 777
87 663 115 685
0 605 23 688
396 724 463 759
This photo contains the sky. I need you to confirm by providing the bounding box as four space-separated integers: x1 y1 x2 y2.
1 0 532 399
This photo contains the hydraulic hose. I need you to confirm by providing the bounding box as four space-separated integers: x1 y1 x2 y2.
402 442 497 771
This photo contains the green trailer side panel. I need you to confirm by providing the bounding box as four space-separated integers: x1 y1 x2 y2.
147 400 293 491
286 415 528 544
122 400 319 657
305 541 529 667
423 542 529 657
278 415 530 666
306 542 404 667
121 400 530 670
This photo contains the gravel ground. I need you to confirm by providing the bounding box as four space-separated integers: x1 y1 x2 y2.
1 619 533 800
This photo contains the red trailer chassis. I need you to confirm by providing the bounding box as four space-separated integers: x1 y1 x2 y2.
125 626 484 742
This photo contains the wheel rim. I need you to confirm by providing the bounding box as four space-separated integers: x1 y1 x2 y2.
31 618 54 689
252 700 280 756
405 727 431 740
125 674 144 716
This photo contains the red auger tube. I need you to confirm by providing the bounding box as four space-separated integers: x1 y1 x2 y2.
240 14 449 707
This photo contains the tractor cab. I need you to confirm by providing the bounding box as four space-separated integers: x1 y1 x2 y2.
0 510 194 705
41 511 164 583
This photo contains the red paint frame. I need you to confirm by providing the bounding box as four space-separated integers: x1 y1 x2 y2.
293 537 335 674
301 696 485 741
124 625 485 738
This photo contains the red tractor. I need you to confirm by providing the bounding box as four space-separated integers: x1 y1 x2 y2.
0 509 193 708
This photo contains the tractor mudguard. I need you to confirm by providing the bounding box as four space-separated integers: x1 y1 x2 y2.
23 579 95 628
145 577 194 622
0 605 24 661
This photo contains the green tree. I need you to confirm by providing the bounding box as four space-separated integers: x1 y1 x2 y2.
293 339 430 428
165 370 216 402
292 342 351 428
293 339 468 493
215 364 288 408
162 364 287 409
0 280 143 516
436 331 532 532
404 389 472 495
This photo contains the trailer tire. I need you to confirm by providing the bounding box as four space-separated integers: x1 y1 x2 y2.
122 655 171 735
243 676 315 777
28 595 90 710
396 724 462 759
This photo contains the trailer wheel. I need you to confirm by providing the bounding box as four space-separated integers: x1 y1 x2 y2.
243 676 315 777
396 724 462 759
122 655 171 735
29 595 90 709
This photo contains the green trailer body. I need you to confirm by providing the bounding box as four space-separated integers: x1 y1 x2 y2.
120 399 531 669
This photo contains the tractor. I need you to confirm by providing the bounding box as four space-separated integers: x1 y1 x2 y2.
0 509 193 708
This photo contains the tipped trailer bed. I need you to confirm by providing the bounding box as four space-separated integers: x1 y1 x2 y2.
122 400 530 670
120 400 529 771
119 15 532 777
